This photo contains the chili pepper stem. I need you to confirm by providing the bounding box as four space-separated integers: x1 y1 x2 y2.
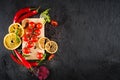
29 67 34 72
36 6 40 12
29 68 38 77
38 60 42 65
30 7 36 10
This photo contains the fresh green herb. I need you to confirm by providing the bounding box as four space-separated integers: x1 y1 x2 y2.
40 9 51 23
42 53 46 60
22 54 30 57
15 29 18 35
16 35 20 43
38 53 46 65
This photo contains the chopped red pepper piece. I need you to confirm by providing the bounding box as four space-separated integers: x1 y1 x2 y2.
51 20 58 27
48 54 55 60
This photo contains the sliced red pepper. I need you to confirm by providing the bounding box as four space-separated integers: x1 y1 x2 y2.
13 7 36 23
13 50 32 69
51 20 58 27
48 54 55 60
10 54 23 65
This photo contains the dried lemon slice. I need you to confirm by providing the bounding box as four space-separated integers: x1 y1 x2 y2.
3 33 21 50
38 37 50 49
45 41 58 54
8 23 24 37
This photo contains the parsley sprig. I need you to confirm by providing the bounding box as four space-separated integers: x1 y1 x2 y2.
40 9 51 24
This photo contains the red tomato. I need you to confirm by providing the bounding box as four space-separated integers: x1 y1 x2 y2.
36 52 44 60
33 29 41 36
36 23 42 29
28 22 35 30
26 29 32 35
22 47 30 54
27 41 34 48
30 36 38 42
22 34 30 41
51 20 58 27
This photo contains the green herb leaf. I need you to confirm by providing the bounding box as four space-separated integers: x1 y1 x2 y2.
16 35 20 43
40 9 51 23
15 29 18 35
37 53 47 65
22 54 30 57
42 53 46 60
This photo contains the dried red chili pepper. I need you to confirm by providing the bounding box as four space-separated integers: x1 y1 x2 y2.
11 53 39 67
13 7 36 23
10 54 23 65
13 50 32 69
16 7 40 23
48 54 55 60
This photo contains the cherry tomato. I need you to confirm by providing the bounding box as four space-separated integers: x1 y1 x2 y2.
22 34 30 41
27 41 34 48
26 29 32 35
22 47 30 54
36 52 44 60
48 54 55 60
36 23 42 29
51 20 58 27
33 29 41 36
28 22 35 30
30 36 38 42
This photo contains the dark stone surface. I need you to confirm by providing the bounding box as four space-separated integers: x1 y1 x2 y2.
1 0 120 80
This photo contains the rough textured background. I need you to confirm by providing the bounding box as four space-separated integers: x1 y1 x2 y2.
1 0 120 80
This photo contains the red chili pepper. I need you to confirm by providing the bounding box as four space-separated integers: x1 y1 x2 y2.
51 20 58 27
16 7 40 23
48 54 55 60
13 50 32 69
13 7 36 23
29 62 39 67
10 54 23 65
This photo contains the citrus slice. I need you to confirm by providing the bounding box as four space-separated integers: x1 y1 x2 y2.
45 41 58 54
38 37 50 49
3 33 21 50
8 23 24 37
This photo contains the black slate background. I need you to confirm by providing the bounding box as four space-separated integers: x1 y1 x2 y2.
1 0 120 80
